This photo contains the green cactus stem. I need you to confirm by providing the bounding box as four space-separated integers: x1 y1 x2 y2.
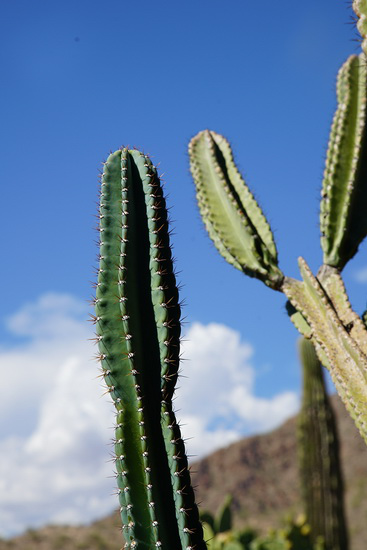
188 130 283 290
320 55 367 269
95 148 206 550
353 0 367 57
297 338 348 550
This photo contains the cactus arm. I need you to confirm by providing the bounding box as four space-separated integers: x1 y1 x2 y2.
318 266 367 355
189 130 283 290
285 301 313 339
96 149 206 549
297 338 348 550
210 132 277 260
353 0 367 57
320 55 367 269
282 258 367 443
286 302 330 369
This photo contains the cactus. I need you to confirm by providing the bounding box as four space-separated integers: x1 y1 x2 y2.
249 516 325 550
297 338 348 550
201 496 256 550
188 131 283 290
215 496 233 534
188 49 367 445
201 496 234 537
202 523 256 550
202 516 324 550
95 148 206 549
353 0 367 57
319 54 367 269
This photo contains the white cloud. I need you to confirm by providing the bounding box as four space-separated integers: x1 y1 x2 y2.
0 294 115 537
0 295 298 537
176 323 299 458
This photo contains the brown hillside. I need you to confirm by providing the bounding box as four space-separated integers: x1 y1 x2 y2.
191 395 367 549
1 395 367 549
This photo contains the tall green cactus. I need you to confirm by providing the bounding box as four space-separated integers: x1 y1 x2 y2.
297 338 348 550
95 148 206 550
188 50 367 445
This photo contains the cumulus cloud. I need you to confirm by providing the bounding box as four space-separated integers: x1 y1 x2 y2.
0 293 115 536
176 323 299 458
0 294 298 537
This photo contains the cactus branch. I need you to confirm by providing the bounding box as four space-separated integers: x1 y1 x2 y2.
189 130 283 290
283 258 367 444
320 55 367 269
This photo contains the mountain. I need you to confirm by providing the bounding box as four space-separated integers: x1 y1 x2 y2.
192 395 367 549
1 395 367 549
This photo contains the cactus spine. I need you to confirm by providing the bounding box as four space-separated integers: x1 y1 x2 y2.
353 0 367 57
188 50 367 445
297 338 348 550
95 149 206 550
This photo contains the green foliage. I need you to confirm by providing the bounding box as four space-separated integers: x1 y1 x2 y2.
203 516 323 550
297 338 348 549
215 496 233 534
203 524 256 550
201 497 257 550
249 517 324 550
95 149 206 549
201 511 216 533
189 53 367 446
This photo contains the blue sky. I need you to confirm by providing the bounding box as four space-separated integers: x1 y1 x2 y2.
1 0 367 537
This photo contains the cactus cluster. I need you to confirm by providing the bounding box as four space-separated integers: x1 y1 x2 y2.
201 500 323 550
249 516 325 550
95 149 206 549
187 8 367 546
91 5 367 548
188 51 367 446
200 497 255 550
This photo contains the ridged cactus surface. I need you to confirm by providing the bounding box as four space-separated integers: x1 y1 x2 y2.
297 338 348 550
282 259 367 443
320 55 367 269
189 130 283 290
95 149 206 550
